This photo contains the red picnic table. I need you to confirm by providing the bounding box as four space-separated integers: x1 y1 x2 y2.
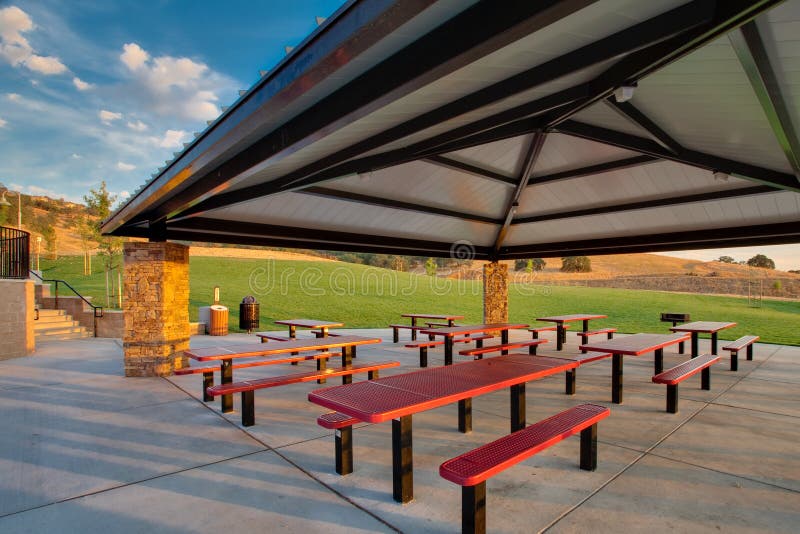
535 314 608 350
186 335 381 413
308 353 578 503
400 313 464 341
579 333 689 404
274 318 345 338
669 321 737 357
420 323 529 365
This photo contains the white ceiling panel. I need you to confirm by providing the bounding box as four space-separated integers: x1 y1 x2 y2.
570 102 661 139
200 192 497 246
532 133 640 176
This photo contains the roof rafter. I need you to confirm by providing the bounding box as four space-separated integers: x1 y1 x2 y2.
301 186 501 225
557 120 800 192
423 155 517 186
604 99 683 154
512 185 777 225
729 21 800 180
527 155 659 186
501 221 800 258
492 132 547 257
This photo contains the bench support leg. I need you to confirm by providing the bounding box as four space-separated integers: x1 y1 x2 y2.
580 335 588 354
368 370 379 380
690 332 699 358
612 354 623 404
444 337 454 366
411 318 417 341
730 351 738 372
608 332 614 340
242 390 255 427
711 332 718 355
342 348 353 384
747 344 754 361
393 327 399 344
678 340 685 354
556 325 563 351
458 399 472 433
476 338 484 349
420 347 428 368
392 415 413 504
666 384 678 414
510 383 526 433
501 330 509 355
529 343 537 355
462 482 486 534
202 372 214 402
221 359 233 413
701 367 711 391
566 369 576 395
654 348 664 375
317 356 327 384
335 426 353 475
580 423 598 471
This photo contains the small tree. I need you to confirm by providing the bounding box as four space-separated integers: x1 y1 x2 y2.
531 258 545 272
82 182 123 271
425 257 437 276
514 259 527 271
747 254 775 269
718 255 736 264
561 256 591 273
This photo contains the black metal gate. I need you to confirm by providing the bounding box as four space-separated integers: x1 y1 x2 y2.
0 226 30 279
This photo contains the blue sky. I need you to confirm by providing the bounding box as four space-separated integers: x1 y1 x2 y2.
0 2 797 270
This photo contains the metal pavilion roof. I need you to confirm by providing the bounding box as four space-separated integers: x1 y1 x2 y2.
102 0 800 261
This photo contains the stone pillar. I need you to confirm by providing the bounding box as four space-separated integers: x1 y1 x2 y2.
123 242 190 377
0 279 35 360
483 261 508 324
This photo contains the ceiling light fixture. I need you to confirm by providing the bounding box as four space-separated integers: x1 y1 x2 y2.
614 83 637 103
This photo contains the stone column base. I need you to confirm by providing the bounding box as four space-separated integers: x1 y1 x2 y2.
483 262 508 324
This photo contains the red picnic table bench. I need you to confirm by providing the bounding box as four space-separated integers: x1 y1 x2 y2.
535 314 608 351
308 353 578 503
184 335 382 413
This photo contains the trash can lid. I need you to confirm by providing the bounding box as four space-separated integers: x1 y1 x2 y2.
210 305 227 311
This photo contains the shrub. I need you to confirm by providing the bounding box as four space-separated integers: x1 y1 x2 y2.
561 256 591 273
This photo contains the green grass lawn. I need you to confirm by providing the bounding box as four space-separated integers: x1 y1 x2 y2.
39 255 800 345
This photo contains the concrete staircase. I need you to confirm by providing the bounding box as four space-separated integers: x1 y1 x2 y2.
34 308 90 342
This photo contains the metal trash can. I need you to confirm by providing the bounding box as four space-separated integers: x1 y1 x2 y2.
239 296 259 333
209 304 229 336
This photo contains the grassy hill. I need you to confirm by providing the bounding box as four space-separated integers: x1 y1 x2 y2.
39 255 800 345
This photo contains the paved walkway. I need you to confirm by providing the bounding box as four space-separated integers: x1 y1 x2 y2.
0 329 798 533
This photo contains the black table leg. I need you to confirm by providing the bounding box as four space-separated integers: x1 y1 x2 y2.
582 319 589 333
655 348 663 374
289 325 299 361
711 332 718 355
556 324 563 351
458 399 472 433
392 415 413 503
501 330 509 355
691 332 699 358
444 336 454 366
612 354 623 404
411 317 417 341
510 383 525 432
221 358 233 413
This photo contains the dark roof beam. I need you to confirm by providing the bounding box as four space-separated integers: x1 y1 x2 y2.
604 99 683 154
557 120 800 192
729 21 800 180
422 155 518 186
527 155 659 186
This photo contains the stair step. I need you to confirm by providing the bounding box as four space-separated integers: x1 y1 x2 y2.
34 325 86 336
35 314 73 324
36 309 66 317
36 331 90 341
35 320 80 331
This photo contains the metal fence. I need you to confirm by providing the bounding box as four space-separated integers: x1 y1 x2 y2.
0 226 30 279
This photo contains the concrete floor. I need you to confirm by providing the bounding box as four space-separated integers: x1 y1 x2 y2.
0 328 798 533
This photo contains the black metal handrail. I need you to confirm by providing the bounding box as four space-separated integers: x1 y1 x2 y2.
0 226 29 279
29 270 103 337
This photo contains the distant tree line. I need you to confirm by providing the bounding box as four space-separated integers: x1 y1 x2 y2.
718 254 776 269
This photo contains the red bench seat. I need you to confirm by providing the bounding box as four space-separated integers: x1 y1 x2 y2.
459 339 547 358
318 412 361 475
722 335 758 371
652 353 719 413
440 403 610 534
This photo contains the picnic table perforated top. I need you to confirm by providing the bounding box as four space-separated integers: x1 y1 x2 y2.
579 333 689 356
185 335 381 361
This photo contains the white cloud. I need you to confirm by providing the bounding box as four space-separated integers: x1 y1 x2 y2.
117 190 131 199
126 119 147 132
6 93 21 101
71 153 81 159
117 42 226 121
99 109 122 124
29 79 38 86
120 42 149 71
73 77 93 91
0 7 68 75
116 161 136 171
0 117 7 128
158 129 187 148
25 54 67 74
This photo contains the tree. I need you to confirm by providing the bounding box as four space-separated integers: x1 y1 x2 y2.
83 181 115 218
747 254 775 269
718 255 736 264
531 258 545 272
561 256 591 273
514 259 527 271
425 257 437 276
81 182 123 271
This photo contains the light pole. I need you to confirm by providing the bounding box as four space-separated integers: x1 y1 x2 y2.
0 189 21 228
